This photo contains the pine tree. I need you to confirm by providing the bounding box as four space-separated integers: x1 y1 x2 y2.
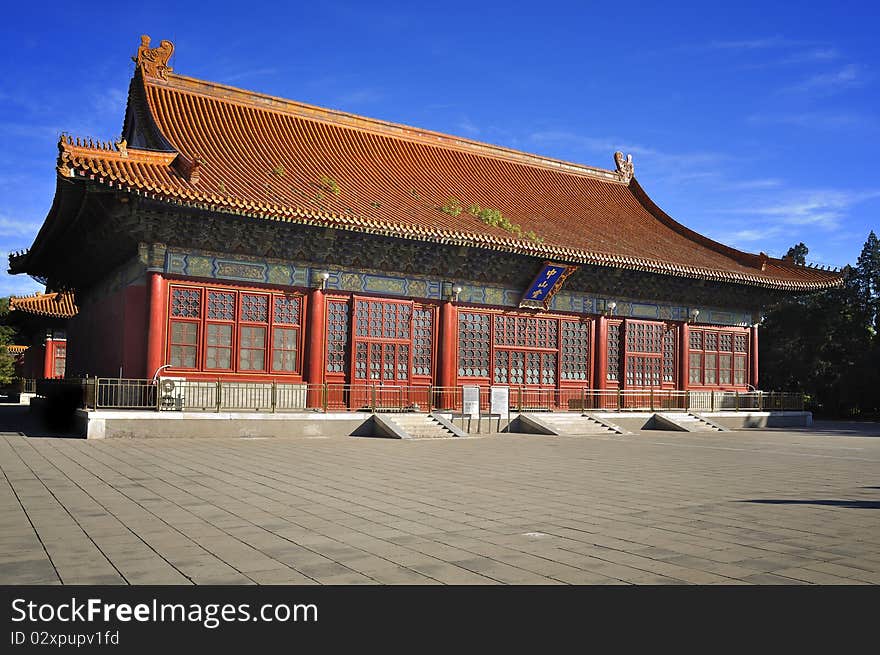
854 231 880 334
0 298 20 385
785 242 809 265
761 233 880 417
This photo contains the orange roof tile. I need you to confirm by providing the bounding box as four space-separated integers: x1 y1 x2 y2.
50 36 842 292
5 345 29 355
9 291 77 319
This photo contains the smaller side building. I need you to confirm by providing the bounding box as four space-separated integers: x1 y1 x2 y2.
7 291 77 379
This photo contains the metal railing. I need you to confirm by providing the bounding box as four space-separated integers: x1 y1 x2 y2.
35 378 806 414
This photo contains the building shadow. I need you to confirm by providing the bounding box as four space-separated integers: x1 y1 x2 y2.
739 499 880 510
0 405 82 439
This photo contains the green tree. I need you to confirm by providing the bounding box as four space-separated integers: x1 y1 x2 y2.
0 298 20 385
785 242 809 265
761 233 880 417
854 231 880 333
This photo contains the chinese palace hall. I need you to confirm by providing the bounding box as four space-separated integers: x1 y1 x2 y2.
8 36 842 405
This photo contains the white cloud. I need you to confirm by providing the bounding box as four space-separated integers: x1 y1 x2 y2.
0 249 43 298
783 64 864 95
705 36 813 51
747 111 871 130
724 189 880 229
0 215 41 237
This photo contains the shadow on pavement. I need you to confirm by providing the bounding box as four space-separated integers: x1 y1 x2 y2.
739 499 880 510
0 404 82 438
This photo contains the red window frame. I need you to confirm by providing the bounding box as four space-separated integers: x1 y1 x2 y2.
457 308 593 388
165 283 305 378
53 342 67 378
168 287 202 371
687 327 749 389
351 297 414 383
205 290 236 372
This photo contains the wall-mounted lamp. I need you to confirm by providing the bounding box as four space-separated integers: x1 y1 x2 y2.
690 308 700 324
452 285 463 302
605 301 617 317
320 271 330 290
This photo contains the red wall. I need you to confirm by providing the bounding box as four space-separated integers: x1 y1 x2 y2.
66 282 147 379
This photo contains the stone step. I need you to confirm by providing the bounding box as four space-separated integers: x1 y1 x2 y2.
529 414 617 435
385 414 457 439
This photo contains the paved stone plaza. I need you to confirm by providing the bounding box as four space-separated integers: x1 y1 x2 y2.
1 408 878 585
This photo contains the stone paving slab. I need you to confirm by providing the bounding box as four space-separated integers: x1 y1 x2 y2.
1 410 879 585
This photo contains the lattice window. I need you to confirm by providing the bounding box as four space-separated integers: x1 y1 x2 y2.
705 331 718 351
689 353 703 385
369 342 382 380
627 322 663 353
355 300 410 340
351 298 412 382
689 329 748 387
493 315 558 349
734 355 747 385
207 291 235 320
494 349 556 386
541 352 556 385
397 344 409 380
560 321 590 381
411 308 433 377
719 353 732 385
458 312 490 377
241 294 268 323
206 323 233 369
239 326 266 371
689 330 703 350
171 288 201 318
272 328 298 372
53 344 66 378
662 327 677 384
355 342 368 379
494 350 509 383
326 301 349 374
606 323 621 381
169 321 198 367
626 355 661 387
273 296 301 325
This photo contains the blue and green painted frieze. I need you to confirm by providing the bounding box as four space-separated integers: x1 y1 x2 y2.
163 247 753 326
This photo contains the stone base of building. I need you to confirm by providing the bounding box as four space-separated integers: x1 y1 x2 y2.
76 409 376 440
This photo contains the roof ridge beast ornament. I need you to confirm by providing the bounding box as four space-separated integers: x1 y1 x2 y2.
614 151 634 183
133 35 174 80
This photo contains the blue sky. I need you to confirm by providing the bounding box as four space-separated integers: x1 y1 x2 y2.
1 1 877 296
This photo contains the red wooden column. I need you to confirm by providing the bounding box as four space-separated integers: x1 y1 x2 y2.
594 315 607 390
306 288 326 407
749 324 759 389
145 272 167 380
42 334 54 379
679 321 690 390
437 300 458 407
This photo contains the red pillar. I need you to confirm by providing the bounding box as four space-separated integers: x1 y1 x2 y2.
145 272 167 380
42 336 54 379
437 301 458 407
679 321 690 390
750 325 759 389
594 315 607 390
306 288 326 406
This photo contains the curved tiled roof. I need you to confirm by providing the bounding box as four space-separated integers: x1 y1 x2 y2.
5 345 29 355
9 292 78 319
51 39 841 291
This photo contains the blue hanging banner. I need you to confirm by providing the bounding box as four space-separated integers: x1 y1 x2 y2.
519 262 579 309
